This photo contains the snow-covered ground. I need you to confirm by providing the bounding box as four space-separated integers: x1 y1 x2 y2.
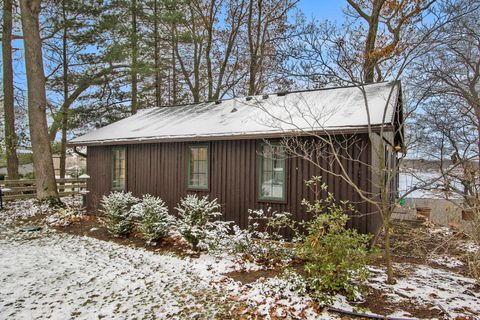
369 264 480 319
0 227 243 319
1 199 479 319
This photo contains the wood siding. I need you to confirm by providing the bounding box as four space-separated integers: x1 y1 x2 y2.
86 135 381 235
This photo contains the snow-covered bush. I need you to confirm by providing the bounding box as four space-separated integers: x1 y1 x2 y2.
232 208 294 266
101 191 139 236
132 195 172 242
197 220 234 252
175 194 222 250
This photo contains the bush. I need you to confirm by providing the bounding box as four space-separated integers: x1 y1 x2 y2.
295 177 373 304
234 208 294 266
175 194 222 250
192 208 294 264
132 195 172 242
101 191 139 236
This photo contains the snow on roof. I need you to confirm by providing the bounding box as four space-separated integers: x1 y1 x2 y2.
70 81 401 145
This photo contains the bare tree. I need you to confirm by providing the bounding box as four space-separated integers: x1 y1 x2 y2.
410 0 480 279
345 0 436 83
246 0 297 95
413 0 480 171
20 0 59 202
260 0 463 284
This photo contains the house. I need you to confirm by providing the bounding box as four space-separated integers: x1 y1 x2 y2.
69 81 403 236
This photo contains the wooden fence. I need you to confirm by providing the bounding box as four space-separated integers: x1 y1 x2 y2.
0 178 88 201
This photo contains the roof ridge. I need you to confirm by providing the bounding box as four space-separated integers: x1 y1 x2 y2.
140 81 398 111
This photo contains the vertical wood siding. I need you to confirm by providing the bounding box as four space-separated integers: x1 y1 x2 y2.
86 135 381 235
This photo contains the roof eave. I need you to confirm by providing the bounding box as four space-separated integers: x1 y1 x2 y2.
67 124 396 147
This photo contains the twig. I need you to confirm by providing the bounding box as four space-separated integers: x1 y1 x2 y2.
436 303 451 318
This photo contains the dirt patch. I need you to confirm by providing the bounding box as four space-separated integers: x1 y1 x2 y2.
356 287 445 319
54 214 195 257
11 213 48 227
226 269 281 284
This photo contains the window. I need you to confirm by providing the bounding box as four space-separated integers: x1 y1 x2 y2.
258 143 286 201
112 147 126 190
188 145 209 189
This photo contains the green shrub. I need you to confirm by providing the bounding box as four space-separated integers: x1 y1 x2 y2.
101 191 139 236
175 194 222 250
132 195 172 242
296 176 373 304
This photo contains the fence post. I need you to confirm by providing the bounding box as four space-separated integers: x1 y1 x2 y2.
79 174 90 208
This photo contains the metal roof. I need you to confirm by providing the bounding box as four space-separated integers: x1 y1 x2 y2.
70 81 401 146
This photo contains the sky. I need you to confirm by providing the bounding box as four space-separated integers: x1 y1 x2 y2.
297 0 346 21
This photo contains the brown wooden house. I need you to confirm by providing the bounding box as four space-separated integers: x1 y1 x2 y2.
69 81 403 236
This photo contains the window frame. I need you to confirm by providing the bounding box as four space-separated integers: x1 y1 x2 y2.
111 146 127 191
257 142 287 203
187 144 210 191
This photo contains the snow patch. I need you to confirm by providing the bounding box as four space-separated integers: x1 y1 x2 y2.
429 255 464 268
368 264 480 319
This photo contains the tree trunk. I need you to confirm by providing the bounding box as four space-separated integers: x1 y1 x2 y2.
131 0 138 114
247 0 257 96
60 0 68 179
171 28 178 106
20 0 59 202
384 218 395 284
153 0 162 108
247 0 263 96
204 0 214 101
363 0 383 83
2 0 20 180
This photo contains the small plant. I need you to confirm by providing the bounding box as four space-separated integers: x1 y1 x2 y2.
296 176 374 304
46 207 82 227
101 191 139 236
132 195 172 242
197 220 234 253
175 194 222 250
230 208 295 266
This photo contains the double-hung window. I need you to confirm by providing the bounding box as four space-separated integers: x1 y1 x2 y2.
112 147 126 190
188 145 209 189
258 143 286 201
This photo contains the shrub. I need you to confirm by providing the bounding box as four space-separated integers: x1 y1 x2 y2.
295 176 373 304
175 194 222 250
197 220 234 253
101 191 139 236
229 208 295 266
132 195 172 242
